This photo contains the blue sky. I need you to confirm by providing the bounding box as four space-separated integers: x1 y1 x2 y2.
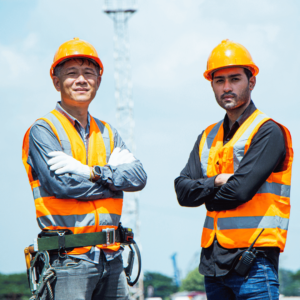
1 0 300 278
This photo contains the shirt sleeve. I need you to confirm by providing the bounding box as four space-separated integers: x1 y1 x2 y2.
174 133 219 207
93 125 147 192
28 120 130 201
206 120 286 211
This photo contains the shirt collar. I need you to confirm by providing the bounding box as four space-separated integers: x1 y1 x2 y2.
55 101 90 128
223 100 256 130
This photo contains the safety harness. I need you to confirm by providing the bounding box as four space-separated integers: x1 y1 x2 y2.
24 223 141 299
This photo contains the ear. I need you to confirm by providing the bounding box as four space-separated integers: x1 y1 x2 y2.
52 76 61 92
249 76 256 91
96 76 102 90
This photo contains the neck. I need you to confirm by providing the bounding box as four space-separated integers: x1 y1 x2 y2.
226 99 251 128
60 100 89 129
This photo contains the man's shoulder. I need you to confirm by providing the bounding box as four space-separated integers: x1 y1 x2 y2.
253 119 286 149
253 108 289 136
29 111 56 129
259 119 285 136
27 114 58 141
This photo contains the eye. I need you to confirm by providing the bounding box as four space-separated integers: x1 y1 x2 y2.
86 72 96 76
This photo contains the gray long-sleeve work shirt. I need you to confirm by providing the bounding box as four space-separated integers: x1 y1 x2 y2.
27 102 147 262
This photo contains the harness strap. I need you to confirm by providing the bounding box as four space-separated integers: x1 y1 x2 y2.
37 230 123 252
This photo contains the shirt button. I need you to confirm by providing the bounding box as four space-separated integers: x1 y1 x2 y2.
227 138 230 141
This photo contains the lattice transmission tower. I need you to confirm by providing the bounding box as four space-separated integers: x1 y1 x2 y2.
103 1 143 299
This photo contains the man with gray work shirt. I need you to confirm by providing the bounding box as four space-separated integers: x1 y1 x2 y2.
22 37 147 299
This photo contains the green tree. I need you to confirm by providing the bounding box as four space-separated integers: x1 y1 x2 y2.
0 272 31 299
180 268 205 292
278 269 300 296
144 271 178 299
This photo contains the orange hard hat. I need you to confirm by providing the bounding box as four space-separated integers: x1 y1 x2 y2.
203 39 259 81
50 37 104 78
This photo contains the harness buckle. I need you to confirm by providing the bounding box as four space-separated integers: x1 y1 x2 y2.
102 228 115 246
58 231 67 258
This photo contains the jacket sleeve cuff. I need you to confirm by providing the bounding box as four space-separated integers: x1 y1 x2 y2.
94 166 113 184
203 176 218 211
201 176 217 196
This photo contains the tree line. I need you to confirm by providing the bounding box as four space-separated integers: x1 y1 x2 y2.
0 268 299 299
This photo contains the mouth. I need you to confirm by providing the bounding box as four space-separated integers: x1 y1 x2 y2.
74 88 89 93
223 97 234 101
221 94 236 101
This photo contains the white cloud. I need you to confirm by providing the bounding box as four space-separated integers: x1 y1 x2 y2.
0 44 30 83
0 33 43 87
23 33 38 50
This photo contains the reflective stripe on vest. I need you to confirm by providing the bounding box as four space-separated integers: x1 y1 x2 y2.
33 186 51 199
199 109 293 252
217 216 289 231
233 112 268 171
37 213 122 229
258 181 290 198
40 112 72 156
22 110 122 255
203 214 289 231
93 118 114 161
200 120 223 177
32 186 123 201
203 216 214 230
38 213 96 229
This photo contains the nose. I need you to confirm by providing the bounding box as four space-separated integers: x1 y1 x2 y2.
223 79 232 93
75 74 87 85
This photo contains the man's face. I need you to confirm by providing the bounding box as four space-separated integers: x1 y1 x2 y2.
52 59 101 106
211 67 256 111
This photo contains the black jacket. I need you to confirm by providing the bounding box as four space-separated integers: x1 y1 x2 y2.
174 101 286 276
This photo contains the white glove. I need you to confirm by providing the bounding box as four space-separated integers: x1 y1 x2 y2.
107 147 136 167
47 151 90 179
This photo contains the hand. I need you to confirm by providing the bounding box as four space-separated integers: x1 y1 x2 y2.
214 173 233 187
47 151 90 179
107 147 136 167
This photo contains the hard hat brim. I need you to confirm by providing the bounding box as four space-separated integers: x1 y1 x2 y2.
50 54 103 78
204 64 259 81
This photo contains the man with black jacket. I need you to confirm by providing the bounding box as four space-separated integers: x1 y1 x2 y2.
174 40 293 300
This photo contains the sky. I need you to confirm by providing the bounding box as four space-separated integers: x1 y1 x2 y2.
1 0 300 279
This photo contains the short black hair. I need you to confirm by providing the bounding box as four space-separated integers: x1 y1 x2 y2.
243 68 253 80
53 58 100 77
211 67 253 81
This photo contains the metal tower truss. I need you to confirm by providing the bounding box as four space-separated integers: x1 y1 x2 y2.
103 1 143 299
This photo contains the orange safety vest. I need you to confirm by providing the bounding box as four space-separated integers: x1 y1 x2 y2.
22 109 123 255
199 109 293 252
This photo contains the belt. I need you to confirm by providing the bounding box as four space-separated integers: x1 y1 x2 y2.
37 228 122 252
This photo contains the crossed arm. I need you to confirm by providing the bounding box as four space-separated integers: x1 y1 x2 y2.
174 120 286 211
28 120 147 201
